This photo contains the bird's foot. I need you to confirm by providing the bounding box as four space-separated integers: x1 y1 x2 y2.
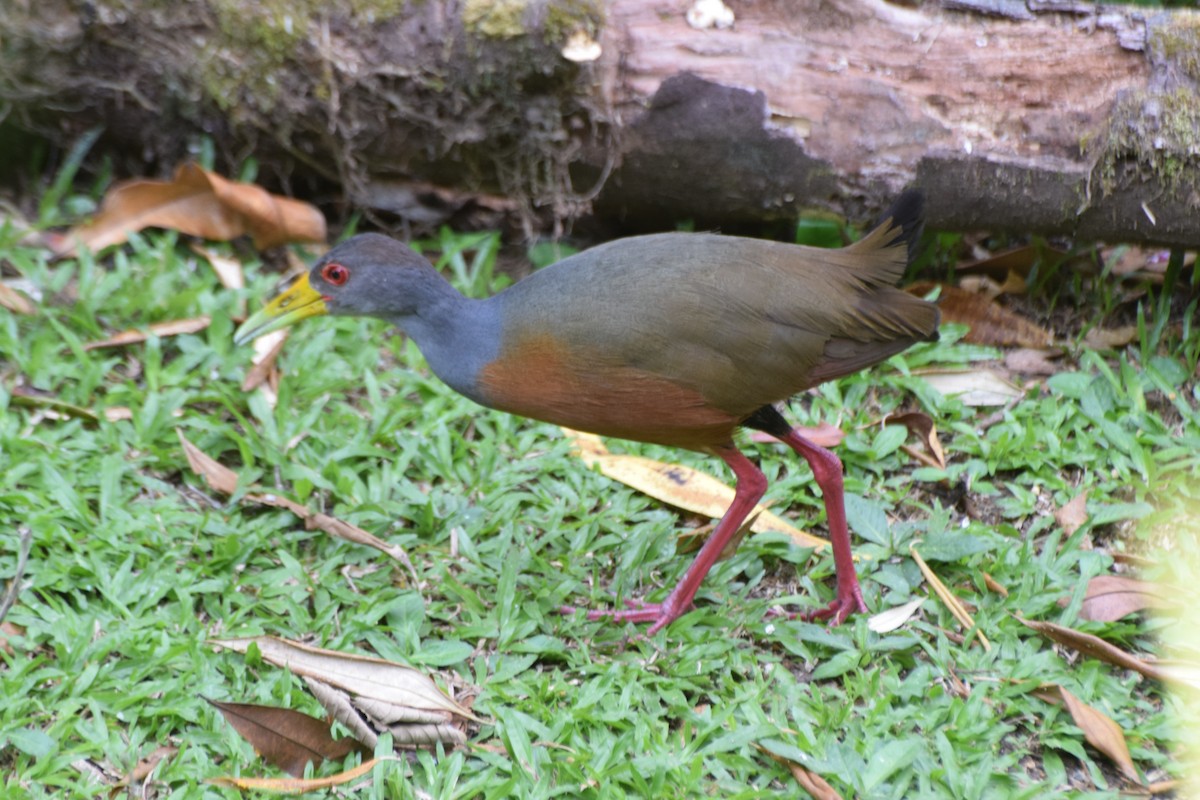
560 597 693 635
797 584 868 626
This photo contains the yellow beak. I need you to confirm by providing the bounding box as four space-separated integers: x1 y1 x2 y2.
233 272 328 345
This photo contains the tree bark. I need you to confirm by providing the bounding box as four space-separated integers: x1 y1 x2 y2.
2 0 1198 245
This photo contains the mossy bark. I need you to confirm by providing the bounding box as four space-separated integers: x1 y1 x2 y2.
2 0 1199 245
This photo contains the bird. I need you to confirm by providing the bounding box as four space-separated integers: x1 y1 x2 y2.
234 189 939 634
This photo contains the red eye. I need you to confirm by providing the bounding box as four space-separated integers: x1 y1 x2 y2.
321 262 349 286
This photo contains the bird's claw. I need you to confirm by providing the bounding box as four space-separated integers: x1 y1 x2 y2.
798 588 868 626
560 597 692 635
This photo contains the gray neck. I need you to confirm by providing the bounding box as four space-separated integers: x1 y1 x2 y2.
387 293 503 405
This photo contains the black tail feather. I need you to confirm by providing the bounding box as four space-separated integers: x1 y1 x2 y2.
876 188 925 263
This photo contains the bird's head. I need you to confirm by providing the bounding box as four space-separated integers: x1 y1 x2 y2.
233 234 436 345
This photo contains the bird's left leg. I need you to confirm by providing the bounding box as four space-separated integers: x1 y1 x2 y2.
745 405 866 625
562 443 767 634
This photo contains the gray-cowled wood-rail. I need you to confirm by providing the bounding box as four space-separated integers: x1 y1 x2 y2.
234 189 939 633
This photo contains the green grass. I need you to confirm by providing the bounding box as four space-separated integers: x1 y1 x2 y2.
0 205 1192 797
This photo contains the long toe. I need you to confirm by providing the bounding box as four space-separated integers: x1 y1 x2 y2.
801 591 868 626
560 598 692 632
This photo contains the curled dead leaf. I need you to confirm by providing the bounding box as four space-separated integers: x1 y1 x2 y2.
882 411 946 469
305 677 467 749
210 637 478 725
54 163 326 257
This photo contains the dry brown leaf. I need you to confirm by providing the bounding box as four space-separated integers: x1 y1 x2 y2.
1063 575 1166 622
882 411 946 469
561 428 828 550
982 572 1009 598
915 368 1024 407
209 636 479 723
84 316 211 350
176 435 416 572
207 756 381 794
0 282 35 314
910 283 1053 347
54 163 326 256
245 491 312 518
305 512 417 572
1035 684 1140 784
1055 492 1089 535
177 430 239 495
1004 347 1064 376
247 495 415 574
757 745 843 800
911 544 991 650
1084 325 1139 350
207 699 366 777
1017 616 1164 681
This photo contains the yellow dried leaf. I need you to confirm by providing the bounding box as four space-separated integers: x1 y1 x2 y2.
561 428 828 550
207 757 381 794
911 544 991 650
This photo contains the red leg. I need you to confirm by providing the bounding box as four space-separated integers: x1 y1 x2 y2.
562 444 768 634
775 429 866 624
